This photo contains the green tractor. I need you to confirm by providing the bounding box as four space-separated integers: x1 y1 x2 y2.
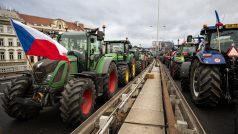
144 48 154 64
138 47 149 69
170 35 197 80
104 40 136 86
1 29 118 125
129 46 148 75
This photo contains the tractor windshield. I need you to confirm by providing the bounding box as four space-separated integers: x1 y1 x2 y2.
183 46 196 53
108 43 124 53
210 30 238 52
59 34 87 51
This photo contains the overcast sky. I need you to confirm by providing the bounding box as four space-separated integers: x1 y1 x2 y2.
1 0 238 47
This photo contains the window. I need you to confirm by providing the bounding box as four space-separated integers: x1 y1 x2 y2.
0 38 4 46
0 25 3 33
17 41 20 46
0 52 5 60
18 52 22 59
7 26 12 33
9 52 14 60
210 30 238 52
8 39 13 46
59 24 62 29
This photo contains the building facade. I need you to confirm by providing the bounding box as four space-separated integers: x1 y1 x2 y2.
0 10 25 66
0 8 85 76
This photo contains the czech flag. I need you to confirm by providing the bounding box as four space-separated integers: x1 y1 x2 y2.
10 19 68 61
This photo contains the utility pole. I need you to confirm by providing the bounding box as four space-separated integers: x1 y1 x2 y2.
156 0 160 50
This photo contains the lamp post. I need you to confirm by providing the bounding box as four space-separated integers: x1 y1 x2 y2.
156 0 160 50
102 25 106 34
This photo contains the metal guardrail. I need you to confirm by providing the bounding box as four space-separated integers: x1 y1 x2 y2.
159 61 206 134
71 60 205 134
71 61 155 134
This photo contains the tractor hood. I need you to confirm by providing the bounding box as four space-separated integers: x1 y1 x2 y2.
33 59 59 83
105 53 124 61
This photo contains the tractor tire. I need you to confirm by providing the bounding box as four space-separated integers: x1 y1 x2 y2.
60 78 96 125
171 62 181 79
136 61 142 75
118 65 129 86
103 62 118 99
1 76 40 120
190 60 221 107
181 78 189 91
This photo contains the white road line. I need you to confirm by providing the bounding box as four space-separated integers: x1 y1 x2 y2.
0 93 4 95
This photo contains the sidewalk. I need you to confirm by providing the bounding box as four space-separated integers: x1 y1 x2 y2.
118 66 165 134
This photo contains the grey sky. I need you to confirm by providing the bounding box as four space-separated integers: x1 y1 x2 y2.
1 0 238 47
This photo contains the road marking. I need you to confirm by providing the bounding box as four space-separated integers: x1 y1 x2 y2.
0 93 4 95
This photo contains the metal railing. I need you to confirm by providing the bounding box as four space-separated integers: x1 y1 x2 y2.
71 62 154 134
159 61 206 134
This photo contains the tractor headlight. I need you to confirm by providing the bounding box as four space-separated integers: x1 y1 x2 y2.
46 74 52 81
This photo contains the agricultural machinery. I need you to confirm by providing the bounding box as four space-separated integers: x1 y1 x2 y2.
170 35 199 80
1 29 119 125
104 40 135 86
144 49 154 64
129 46 144 75
180 20 238 108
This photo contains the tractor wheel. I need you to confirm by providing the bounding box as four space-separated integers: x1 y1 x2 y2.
170 62 181 79
190 60 221 107
118 65 129 86
60 78 96 125
103 62 118 99
1 76 40 120
181 78 189 91
135 61 142 75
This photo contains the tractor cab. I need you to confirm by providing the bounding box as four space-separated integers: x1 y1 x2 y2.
59 29 104 72
201 24 238 58
104 40 132 62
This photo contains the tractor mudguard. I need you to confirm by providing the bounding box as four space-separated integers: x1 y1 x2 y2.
196 50 226 64
96 56 115 74
180 62 191 78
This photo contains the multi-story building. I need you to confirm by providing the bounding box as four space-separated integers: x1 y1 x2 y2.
0 9 26 75
0 8 85 76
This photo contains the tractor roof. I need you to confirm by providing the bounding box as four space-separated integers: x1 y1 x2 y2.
104 40 130 44
200 24 238 35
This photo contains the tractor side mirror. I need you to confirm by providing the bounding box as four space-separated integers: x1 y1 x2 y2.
90 38 95 43
128 44 132 49
97 31 104 41
187 35 193 43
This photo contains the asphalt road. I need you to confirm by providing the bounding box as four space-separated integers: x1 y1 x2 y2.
175 78 236 134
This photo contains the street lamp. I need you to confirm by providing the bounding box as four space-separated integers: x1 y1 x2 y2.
156 0 160 50
102 25 106 34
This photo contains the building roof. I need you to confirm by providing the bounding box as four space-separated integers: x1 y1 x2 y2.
0 9 22 21
18 13 84 31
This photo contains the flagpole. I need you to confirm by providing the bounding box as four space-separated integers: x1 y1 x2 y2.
25 55 39 80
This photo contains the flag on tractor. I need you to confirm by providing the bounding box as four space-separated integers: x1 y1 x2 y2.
10 19 68 61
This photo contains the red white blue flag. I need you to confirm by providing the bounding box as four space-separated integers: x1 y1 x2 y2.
10 19 68 61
